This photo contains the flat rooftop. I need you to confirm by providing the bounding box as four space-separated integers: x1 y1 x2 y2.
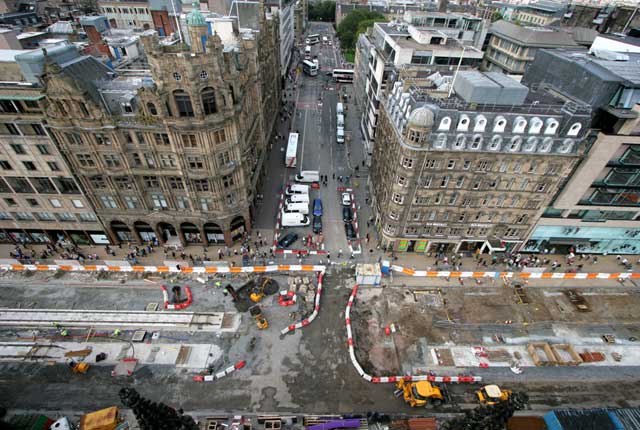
546 49 640 86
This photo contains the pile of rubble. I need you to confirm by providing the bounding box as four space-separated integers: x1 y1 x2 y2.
287 275 316 316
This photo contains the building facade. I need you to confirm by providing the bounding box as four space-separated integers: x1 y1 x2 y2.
36 3 280 246
521 48 640 255
335 0 439 26
354 14 486 158
482 20 580 75
0 46 107 246
370 72 591 254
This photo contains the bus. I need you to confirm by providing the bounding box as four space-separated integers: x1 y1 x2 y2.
285 132 298 168
302 60 318 76
322 36 328 45
304 45 311 60
332 69 354 83
305 34 320 45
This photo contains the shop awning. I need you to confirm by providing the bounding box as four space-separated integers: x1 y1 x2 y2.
548 237 591 245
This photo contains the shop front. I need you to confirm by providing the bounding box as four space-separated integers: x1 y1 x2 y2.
524 225 640 255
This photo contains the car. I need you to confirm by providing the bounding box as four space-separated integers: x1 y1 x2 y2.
277 232 299 248
342 206 352 222
313 198 323 216
341 192 352 206
313 215 322 234
344 222 356 240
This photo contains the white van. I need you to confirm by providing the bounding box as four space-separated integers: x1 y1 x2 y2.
286 194 310 204
295 170 320 183
337 127 345 144
281 212 310 227
337 114 344 127
284 202 309 214
285 184 309 195
336 103 344 115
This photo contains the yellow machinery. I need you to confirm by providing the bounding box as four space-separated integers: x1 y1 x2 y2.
249 305 269 329
69 360 89 374
394 380 446 407
476 385 512 405
250 278 269 303
79 406 120 430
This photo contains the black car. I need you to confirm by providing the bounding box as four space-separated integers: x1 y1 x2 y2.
277 232 299 248
344 222 356 240
313 215 322 234
342 206 352 222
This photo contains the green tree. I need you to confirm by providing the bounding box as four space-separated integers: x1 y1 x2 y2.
491 11 504 22
308 1 336 22
336 9 386 51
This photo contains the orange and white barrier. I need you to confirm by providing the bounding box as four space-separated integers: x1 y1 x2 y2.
345 284 482 384
389 265 640 280
193 360 246 382
281 271 324 335
0 264 326 274
161 285 193 310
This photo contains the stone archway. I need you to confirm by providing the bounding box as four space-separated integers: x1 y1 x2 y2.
180 222 202 245
111 220 134 242
204 222 224 244
157 222 178 244
133 221 157 243
230 216 246 242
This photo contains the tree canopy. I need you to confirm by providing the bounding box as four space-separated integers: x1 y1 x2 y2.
308 1 336 22
336 10 386 50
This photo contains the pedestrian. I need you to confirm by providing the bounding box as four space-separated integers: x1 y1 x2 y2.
338 249 342 258
332 173 335 180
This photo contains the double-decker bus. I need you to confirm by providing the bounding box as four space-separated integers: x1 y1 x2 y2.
305 34 320 45
332 69 354 83
302 60 318 76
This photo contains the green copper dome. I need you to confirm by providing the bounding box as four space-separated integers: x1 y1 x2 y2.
187 1 207 27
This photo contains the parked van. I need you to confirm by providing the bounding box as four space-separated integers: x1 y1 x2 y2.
295 170 320 183
337 127 345 144
336 103 344 115
337 114 344 127
281 212 310 227
284 201 309 214
285 184 309 195
286 194 310 204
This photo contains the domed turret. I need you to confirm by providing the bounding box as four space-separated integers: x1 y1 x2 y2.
408 106 435 129
187 1 207 27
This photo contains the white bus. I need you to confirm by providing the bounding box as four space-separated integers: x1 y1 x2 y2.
305 34 320 45
304 45 311 60
285 132 298 168
302 60 318 76
332 69 354 83
322 36 328 45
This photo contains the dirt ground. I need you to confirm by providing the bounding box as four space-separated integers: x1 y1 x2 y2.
351 284 640 375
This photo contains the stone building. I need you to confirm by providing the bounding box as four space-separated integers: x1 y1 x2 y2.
0 44 107 245
370 71 591 254
39 1 280 246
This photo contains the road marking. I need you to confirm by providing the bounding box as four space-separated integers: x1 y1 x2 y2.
300 108 309 168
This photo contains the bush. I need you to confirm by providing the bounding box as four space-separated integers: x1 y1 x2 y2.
336 10 386 50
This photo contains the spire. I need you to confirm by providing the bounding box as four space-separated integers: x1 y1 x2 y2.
187 1 207 27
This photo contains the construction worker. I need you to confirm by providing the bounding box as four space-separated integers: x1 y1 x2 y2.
113 329 122 336
60 329 69 337
215 281 222 288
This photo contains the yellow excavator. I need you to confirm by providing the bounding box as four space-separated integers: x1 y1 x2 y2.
394 380 447 407
249 277 277 303
249 305 269 329
476 385 512 405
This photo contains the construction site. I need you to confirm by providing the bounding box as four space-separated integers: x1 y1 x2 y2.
0 261 640 430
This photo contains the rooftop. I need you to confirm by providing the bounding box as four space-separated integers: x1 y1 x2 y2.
544 49 640 86
0 49 36 62
490 20 579 47
16 31 45 40
599 32 640 48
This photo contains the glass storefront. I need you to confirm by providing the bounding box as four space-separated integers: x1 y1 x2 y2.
524 225 640 255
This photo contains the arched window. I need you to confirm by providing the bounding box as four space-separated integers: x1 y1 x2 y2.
434 133 447 148
493 116 507 133
524 137 538 152
489 135 502 151
559 138 574 153
147 102 157 116
201 87 217 115
509 136 522 152
453 134 466 150
567 122 582 137
438 117 451 131
471 135 482 150
173 90 194 117
544 118 559 135
529 117 543 134
457 115 470 131
513 116 527 133
474 115 487 132
538 137 553 153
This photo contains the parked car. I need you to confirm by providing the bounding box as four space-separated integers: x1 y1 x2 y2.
342 206 352 222
313 215 322 234
344 222 356 239
277 232 299 248
313 198 323 216
341 192 352 206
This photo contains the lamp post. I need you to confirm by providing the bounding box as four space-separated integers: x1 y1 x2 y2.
448 43 467 98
